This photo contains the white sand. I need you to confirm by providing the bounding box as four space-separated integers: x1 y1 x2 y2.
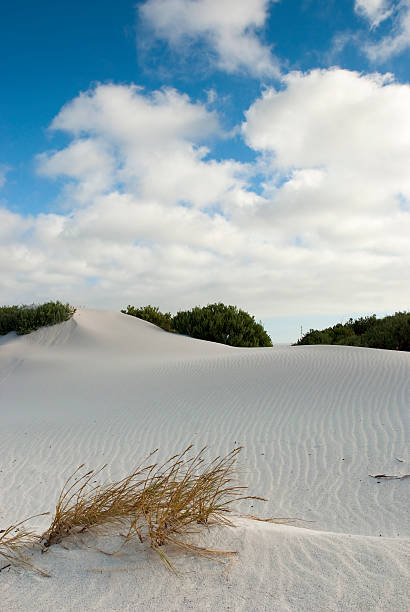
1 308 409 611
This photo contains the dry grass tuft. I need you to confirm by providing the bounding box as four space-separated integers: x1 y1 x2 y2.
40 458 156 548
41 446 265 569
0 514 50 576
3 446 285 574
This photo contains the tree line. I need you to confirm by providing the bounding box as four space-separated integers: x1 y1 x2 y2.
295 312 410 351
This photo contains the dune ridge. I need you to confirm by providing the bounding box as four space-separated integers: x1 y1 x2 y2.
1 309 409 610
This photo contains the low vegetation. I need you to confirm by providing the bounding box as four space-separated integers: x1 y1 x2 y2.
122 302 273 347
0 301 75 336
173 303 273 347
121 304 173 332
1 446 283 575
295 312 410 351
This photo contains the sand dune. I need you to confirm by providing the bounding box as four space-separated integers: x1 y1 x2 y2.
1 309 409 610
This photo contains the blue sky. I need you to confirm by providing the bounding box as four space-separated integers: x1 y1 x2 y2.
1 0 410 341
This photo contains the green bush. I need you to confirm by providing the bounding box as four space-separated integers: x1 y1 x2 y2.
348 315 377 336
173 303 272 347
297 329 333 345
0 301 76 335
0 306 20 335
295 312 410 351
121 302 273 347
121 305 173 332
363 312 410 351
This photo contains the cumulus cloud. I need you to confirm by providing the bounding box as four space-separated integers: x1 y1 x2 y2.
1 75 410 320
355 0 410 60
139 0 279 77
243 69 410 200
50 85 217 144
37 139 116 205
38 84 246 210
242 68 410 297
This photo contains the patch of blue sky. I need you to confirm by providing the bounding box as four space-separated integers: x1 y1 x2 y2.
203 136 259 166
0 1 137 216
385 48 410 83
293 236 305 248
247 166 294 198
177 201 193 210
396 193 410 212
243 174 266 197
86 276 102 287
1 123 93 215
0 3 135 129
265 0 405 77
0 168 63 216
202 203 227 219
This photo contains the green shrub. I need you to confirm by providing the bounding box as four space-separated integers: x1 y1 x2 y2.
122 302 273 347
0 301 75 335
172 303 272 347
0 306 20 335
295 311 410 351
297 329 333 345
363 312 410 351
121 305 173 332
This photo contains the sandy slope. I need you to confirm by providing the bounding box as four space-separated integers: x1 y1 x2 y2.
1 309 409 611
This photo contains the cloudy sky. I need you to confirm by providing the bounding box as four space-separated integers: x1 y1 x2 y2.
1 0 409 341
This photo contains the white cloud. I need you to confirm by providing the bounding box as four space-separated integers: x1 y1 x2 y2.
0 207 31 243
243 68 410 203
51 85 217 144
355 0 410 60
139 0 279 77
242 68 410 300
37 139 115 204
1 75 410 323
355 0 393 28
38 84 250 211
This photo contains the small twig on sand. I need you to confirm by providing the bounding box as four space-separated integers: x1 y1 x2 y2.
369 474 410 479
